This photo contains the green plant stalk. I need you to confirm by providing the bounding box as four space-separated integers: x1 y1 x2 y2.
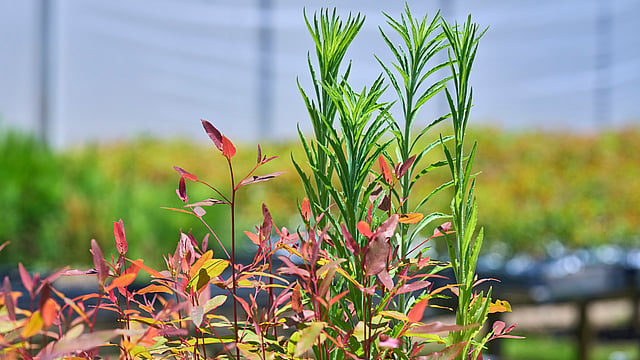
441 15 491 358
297 9 364 227
378 8 450 319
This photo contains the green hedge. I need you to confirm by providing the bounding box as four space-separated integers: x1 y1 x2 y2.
1 126 639 267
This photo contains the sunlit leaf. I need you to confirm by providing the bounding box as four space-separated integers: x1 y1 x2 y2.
488 299 512 313
41 298 58 328
294 322 324 357
407 297 429 323
22 311 44 338
398 212 424 224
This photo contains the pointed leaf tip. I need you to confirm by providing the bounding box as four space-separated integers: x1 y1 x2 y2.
221 136 236 158
113 219 127 255
201 119 223 151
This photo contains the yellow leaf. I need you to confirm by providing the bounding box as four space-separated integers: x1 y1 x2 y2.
295 322 324 357
398 213 424 224
22 311 43 338
489 299 512 313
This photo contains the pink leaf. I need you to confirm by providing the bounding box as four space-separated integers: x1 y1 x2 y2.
377 269 394 290
397 280 431 295
193 206 206 217
410 322 477 334
19 262 33 295
257 144 262 164
238 171 285 187
113 219 127 255
421 342 466 360
201 119 223 151
433 222 453 237
378 334 402 349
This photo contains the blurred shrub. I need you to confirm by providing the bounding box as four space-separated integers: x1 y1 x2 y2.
1 126 639 267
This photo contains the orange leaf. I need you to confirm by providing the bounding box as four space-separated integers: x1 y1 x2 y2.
408 298 429 323
398 213 424 224
41 298 58 328
244 231 260 246
489 299 512 313
160 207 194 215
292 283 302 313
128 259 163 278
136 284 173 295
356 221 373 238
378 155 393 185
106 271 137 292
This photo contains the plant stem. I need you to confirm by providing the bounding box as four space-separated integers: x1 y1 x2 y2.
227 157 240 360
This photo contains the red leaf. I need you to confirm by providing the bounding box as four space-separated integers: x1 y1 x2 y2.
377 194 391 211
221 135 236 158
301 197 311 223
257 144 262 164
377 269 394 290
201 119 223 151
261 204 273 243
434 222 453 236
177 177 188 203
113 219 127 255
238 171 285 187
407 297 429 323
341 223 359 254
90 239 108 286
173 166 197 181
3 276 16 321
378 155 393 185
396 155 416 178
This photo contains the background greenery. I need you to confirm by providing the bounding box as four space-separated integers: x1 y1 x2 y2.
1 125 639 268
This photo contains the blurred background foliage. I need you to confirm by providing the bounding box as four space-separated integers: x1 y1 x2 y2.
1 125 639 268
